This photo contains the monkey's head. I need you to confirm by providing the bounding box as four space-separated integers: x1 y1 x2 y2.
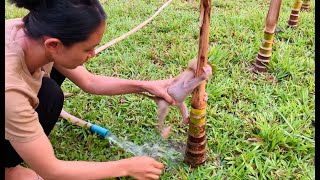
188 58 198 71
188 58 214 73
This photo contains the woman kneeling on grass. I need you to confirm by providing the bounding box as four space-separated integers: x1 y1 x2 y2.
5 0 175 179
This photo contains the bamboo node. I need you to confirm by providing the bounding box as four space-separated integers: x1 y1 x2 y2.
187 134 206 143
256 57 270 63
191 107 206 115
253 63 267 72
289 19 299 23
259 48 272 56
190 116 206 125
258 52 272 58
291 9 301 14
188 130 206 138
263 32 274 41
189 119 206 127
261 40 273 48
260 46 272 51
185 148 206 156
187 139 207 147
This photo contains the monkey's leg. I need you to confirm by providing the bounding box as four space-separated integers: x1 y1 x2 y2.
156 100 170 129
156 100 173 138
161 126 172 138
177 102 189 125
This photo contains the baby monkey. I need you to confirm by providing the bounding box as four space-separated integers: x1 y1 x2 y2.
141 58 212 137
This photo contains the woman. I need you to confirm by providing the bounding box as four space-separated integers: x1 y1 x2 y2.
5 0 175 179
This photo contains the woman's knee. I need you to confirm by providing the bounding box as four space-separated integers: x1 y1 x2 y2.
38 77 64 112
36 77 64 135
5 165 43 180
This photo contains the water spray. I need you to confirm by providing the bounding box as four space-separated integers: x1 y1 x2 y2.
60 109 185 165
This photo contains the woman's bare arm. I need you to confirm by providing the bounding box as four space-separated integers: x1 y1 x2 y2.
10 133 164 179
54 64 175 104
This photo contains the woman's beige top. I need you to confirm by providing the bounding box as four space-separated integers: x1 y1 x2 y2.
5 18 54 142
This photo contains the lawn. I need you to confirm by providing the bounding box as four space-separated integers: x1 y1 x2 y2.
5 0 315 179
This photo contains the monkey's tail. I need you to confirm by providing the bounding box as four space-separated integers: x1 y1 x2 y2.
135 92 165 105
135 92 157 100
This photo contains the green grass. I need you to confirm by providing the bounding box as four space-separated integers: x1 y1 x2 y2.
5 0 315 179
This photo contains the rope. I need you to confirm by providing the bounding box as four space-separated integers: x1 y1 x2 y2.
95 0 173 54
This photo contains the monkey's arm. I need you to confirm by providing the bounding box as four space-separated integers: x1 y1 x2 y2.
183 76 206 91
183 65 212 90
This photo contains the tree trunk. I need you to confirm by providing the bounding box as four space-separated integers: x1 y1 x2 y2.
288 0 303 27
184 0 211 168
300 0 310 11
253 0 282 73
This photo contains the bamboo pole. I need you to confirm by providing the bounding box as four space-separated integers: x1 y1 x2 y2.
60 109 111 137
287 0 303 27
300 0 310 11
253 0 282 73
184 0 211 168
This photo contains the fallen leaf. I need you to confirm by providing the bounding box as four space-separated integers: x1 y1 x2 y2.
63 92 73 98
246 137 264 142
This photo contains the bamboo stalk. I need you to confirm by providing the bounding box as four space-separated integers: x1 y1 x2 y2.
300 0 310 11
60 109 111 137
253 0 282 73
60 109 92 128
184 0 211 168
287 0 303 27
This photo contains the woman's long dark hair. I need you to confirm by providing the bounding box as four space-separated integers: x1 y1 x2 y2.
9 0 106 46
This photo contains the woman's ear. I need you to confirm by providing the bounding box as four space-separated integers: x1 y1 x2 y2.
43 37 63 55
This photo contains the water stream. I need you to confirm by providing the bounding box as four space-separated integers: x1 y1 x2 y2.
106 133 186 168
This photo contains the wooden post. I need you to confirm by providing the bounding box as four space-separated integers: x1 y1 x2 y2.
253 0 282 73
300 0 310 11
288 0 303 27
184 0 211 168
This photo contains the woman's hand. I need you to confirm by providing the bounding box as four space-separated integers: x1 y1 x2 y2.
122 156 165 180
145 78 176 105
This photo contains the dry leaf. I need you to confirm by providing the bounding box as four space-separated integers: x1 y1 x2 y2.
246 137 264 142
63 92 73 98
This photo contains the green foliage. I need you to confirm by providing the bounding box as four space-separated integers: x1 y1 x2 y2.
6 0 314 179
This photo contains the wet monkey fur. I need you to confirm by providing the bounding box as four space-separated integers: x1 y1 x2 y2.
140 58 212 137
